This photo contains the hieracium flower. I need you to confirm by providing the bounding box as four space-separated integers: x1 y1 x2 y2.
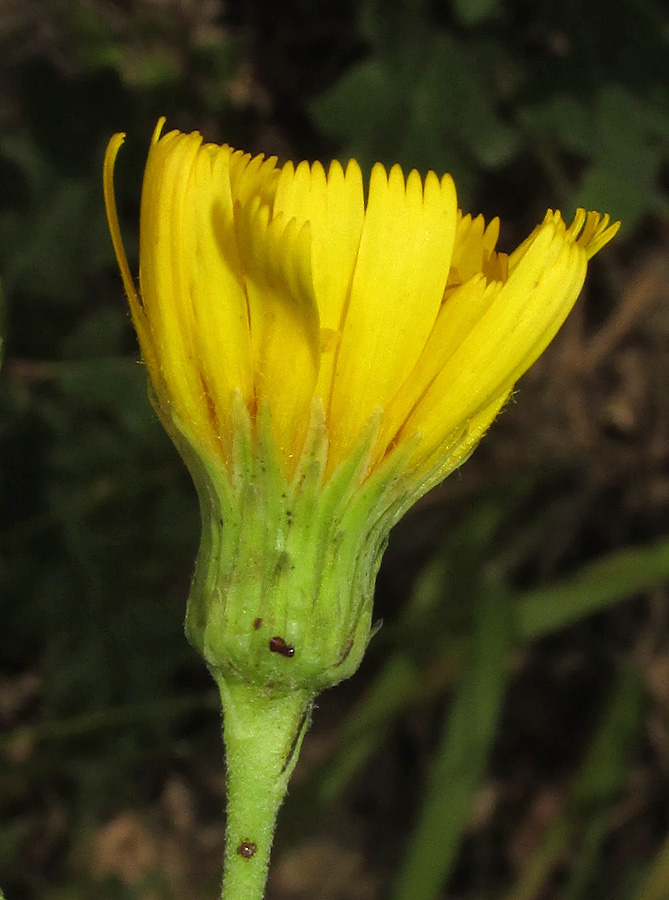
103 119 618 900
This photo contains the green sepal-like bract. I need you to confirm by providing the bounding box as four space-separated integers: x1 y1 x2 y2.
155 384 490 697
180 395 420 694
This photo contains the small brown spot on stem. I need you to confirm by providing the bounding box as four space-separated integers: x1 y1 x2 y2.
253 617 263 630
269 636 295 657
237 840 257 859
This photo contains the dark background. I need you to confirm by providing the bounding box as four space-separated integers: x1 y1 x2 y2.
1 1 669 898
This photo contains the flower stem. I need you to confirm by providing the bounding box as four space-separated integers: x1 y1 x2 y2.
216 676 313 900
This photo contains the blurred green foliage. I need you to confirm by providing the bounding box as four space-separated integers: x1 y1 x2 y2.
313 0 669 223
0 1 668 898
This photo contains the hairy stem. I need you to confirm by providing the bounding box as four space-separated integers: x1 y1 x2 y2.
217 677 313 900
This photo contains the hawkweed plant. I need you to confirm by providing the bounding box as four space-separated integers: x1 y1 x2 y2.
103 118 619 900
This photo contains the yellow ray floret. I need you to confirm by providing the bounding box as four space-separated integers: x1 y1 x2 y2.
103 120 620 483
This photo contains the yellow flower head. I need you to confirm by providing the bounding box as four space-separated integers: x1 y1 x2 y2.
104 119 619 489
104 120 619 693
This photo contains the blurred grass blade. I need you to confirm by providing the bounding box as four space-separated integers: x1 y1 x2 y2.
392 574 513 900
0 691 220 753
311 645 465 810
633 831 669 900
516 536 669 641
504 664 642 900
315 652 419 807
560 813 610 900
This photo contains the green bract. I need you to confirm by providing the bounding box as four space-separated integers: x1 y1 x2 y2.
182 396 419 694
